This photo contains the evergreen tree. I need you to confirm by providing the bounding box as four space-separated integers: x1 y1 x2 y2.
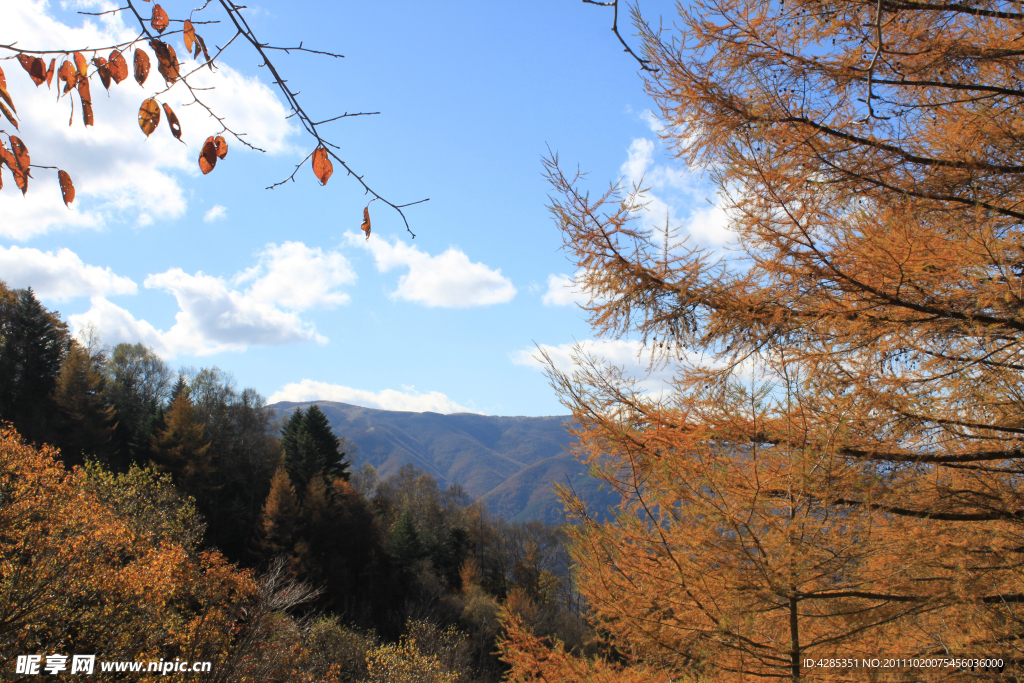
304 404 350 481
169 374 188 403
280 405 351 487
0 287 69 443
280 407 305 463
389 509 425 571
0 281 18 417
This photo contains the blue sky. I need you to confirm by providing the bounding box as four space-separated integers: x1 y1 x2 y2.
1 0 729 416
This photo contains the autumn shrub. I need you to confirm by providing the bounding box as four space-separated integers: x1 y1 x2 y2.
0 426 256 679
294 616 377 683
365 638 459 683
362 618 478 683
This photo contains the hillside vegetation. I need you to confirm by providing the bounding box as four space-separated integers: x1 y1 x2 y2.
271 401 617 524
0 283 594 682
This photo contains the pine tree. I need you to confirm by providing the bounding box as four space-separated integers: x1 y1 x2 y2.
304 404 350 481
0 287 69 443
389 509 425 572
280 407 305 463
151 388 214 498
280 405 351 487
51 342 116 464
258 467 300 560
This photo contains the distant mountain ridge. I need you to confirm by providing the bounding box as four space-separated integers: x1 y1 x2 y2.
269 401 617 523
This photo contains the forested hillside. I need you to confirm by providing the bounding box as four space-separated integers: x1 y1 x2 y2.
0 282 593 682
271 401 617 523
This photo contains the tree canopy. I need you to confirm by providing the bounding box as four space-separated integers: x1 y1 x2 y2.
502 0 1024 679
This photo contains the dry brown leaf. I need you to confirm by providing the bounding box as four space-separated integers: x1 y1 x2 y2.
311 146 333 186
58 170 75 207
195 34 211 69
138 98 161 137
73 52 88 78
17 55 47 86
0 65 6 91
150 40 180 84
361 207 372 240
6 136 30 194
0 84 16 115
0 101 17 130
78 78 93 127
151 4 169 33
214 136 227 159
134 49 150 87
162 103 182 141
108 50 128 84
0 141 11 188
44 59 55 88
3 160 25 194
94 57 111 90
9 136 30 174
58 61 77 95
184 20 196 55
199 136 218 174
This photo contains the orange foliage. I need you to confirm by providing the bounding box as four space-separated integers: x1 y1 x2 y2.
0 425 259 676
502 0 1024 679
499 611 674 683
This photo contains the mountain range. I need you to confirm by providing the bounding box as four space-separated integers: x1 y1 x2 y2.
269 401 617 524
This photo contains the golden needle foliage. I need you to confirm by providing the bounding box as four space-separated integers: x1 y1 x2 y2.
502 0 1024 680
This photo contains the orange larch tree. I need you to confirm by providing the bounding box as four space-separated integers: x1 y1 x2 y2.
503 0 1024 680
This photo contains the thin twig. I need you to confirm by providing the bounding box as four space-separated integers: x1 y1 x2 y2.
312 112 380 125
214 0 426 235
5 0 426 235
582 0 657 72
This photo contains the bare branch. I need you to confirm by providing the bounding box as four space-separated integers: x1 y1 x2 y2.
582 0 657 72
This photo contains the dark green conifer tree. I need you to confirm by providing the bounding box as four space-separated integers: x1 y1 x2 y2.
280 405 351 487
303 405 349 481
280 407 305 461
0 287 69 443
389 508 425 572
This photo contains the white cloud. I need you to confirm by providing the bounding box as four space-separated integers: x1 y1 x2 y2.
347 232 516 307
236 241 355 310
203 205 228 223
67 241 354 357
142 268 326 355
542 272 587 307
68 296 167 352
0 0 297 239
0 245 137 302
620 137 733 246
268 379 473 414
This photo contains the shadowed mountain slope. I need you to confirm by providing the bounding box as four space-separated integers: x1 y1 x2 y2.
269 401 615 523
